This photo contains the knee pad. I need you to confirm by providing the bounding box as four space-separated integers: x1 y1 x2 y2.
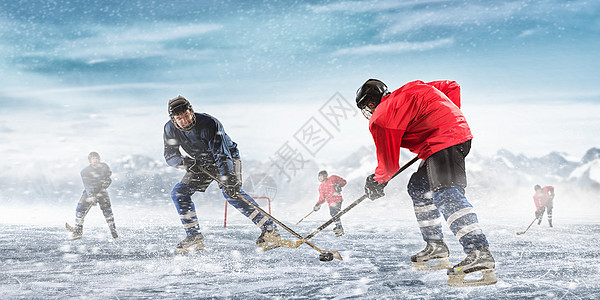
407 168 431 200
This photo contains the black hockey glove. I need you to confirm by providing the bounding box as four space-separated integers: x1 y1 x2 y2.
365 174 387 200
334 183 343 193
101 178 112 189
313 203 321 212
223 174 240 198
181 156 199 173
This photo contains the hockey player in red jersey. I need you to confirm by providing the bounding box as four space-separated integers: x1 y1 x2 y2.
533 184 555 227
356 79 496 287
313 170 347 237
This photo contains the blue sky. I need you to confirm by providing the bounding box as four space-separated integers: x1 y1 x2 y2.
0 0 599 160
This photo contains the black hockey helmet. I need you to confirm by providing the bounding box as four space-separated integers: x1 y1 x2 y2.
168 95 196 132
534 184 542 191
356 79 390 119
88 151 100 162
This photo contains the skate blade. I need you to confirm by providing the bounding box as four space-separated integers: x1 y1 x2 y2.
70 235 82 241
412 258 451 271
176 242 205 254
447 270 498 287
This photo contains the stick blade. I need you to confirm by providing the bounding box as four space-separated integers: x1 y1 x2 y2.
65 222 75 233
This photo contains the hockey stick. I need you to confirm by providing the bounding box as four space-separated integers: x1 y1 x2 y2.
516 217 537 235
303 156 420 241
296 193 339 225
295 211 315 225
193 165 342 261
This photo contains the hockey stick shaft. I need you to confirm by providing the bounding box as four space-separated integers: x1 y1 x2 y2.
193 165 342 260
304 156 420 241
516 217 537 235
296 210 314 225
296 193 339 225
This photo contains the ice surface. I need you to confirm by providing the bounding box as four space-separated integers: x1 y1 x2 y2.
1 204 599 299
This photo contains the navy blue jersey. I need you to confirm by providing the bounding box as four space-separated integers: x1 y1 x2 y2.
81 162 112 196
163 112 239 176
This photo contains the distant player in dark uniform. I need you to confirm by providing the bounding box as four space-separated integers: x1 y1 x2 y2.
163 96 280 253
533 184 555 227
313 170 347 237
69 152 117 240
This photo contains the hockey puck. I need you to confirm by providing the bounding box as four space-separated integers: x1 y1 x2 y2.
319 252 334 262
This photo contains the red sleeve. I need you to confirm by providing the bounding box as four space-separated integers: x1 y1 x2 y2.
371 122 405 183
427 80 461 108
317 184 326 204
332 175 347 187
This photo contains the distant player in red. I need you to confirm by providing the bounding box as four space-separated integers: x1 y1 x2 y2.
313 170 346 237
356 78 496 286
533 185 555 227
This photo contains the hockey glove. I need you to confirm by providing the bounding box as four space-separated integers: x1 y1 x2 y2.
313 203 321 212
334 183 343 193
223 174 240 198
365 174 387 200
181 156 200 173
101 178 112 189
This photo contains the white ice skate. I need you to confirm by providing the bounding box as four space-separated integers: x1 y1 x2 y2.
333 224 344 237
66 222 83 240
411 240 451 271
447 246 497 287
176 234 205 254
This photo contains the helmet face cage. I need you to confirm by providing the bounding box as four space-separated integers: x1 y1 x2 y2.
355 79 389 120
168 96 196 132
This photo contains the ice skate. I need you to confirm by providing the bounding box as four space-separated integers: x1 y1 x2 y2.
110 229 118 239
257 226 299 250
447 246 497 287
411 240 451 270
548 220 553 228
70 225 83 240
176 234 205 254
333 224 344 237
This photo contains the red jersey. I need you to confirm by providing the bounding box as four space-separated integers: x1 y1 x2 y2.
533 186 555 210
318 175 347 205
369 80 473 183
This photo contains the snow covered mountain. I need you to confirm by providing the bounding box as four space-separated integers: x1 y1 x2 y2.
2 147 599 212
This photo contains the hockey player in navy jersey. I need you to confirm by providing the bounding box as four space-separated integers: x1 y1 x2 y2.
68 152 117 240
163 96 280 253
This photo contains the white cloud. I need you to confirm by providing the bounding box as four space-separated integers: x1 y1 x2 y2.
333 38 454 55
517 28 539 38
307 0 447 14
51 23 222 62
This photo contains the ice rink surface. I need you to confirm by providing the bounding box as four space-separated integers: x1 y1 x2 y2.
2 217 598 299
